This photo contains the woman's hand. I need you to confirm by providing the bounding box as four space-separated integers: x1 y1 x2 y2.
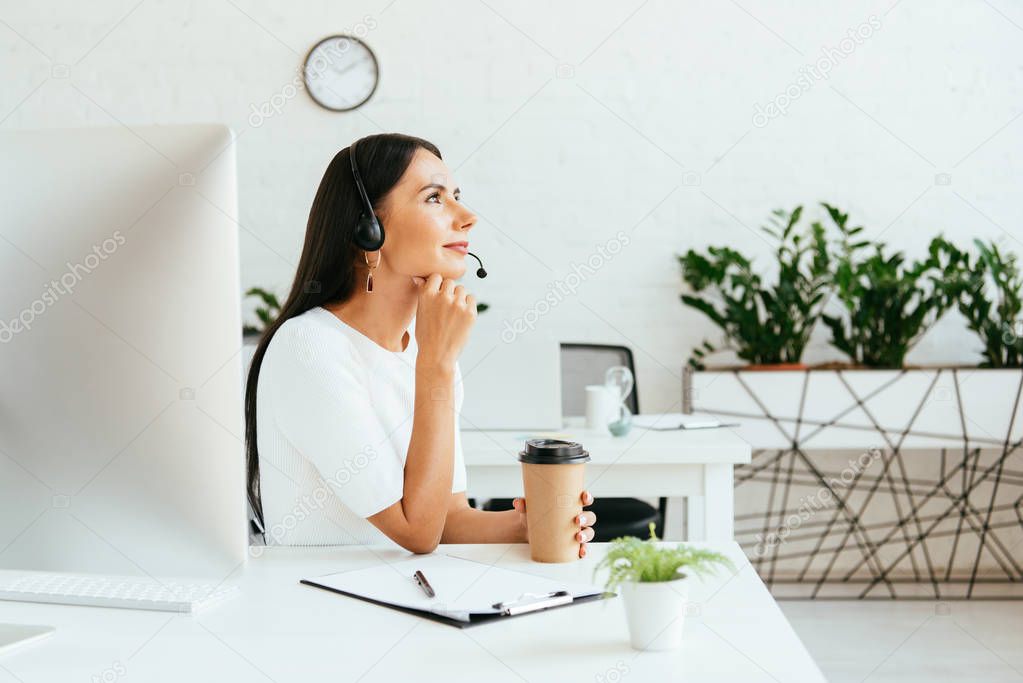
412 273 476 370
512 491 597 558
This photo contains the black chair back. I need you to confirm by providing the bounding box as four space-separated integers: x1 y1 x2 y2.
560 343 639 417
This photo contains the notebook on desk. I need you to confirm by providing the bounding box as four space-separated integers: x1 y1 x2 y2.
301 554 611 628
632 412 736 430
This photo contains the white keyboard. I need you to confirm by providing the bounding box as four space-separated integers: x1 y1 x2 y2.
0 571 239 613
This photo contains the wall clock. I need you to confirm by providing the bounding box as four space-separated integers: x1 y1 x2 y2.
303 35 379 112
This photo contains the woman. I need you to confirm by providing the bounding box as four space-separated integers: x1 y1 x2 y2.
244 133 596 556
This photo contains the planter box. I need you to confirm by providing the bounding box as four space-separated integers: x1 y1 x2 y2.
689 368 1023 599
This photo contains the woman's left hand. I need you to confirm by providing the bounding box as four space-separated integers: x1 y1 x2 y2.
512 490 597 558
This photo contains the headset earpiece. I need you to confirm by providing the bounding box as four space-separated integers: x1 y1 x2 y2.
354 213 384 252
349 139 385 252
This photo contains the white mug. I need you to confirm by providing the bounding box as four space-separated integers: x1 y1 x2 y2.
584 385 616 431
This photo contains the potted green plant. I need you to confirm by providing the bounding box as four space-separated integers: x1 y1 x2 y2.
242 286 282 345
820 205 948 367
683 211 1023 597
594 523 734 651
678 205 830 369
932 237 1023 368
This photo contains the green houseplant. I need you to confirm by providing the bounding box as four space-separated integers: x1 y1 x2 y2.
243 286 281 341
594 523 733 651
679 206 830 369
820 205 947 368
932 237 1023 367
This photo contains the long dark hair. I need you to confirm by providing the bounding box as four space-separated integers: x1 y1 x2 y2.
244 133 442 529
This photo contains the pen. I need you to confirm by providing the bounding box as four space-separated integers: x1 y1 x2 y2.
413 570 435 598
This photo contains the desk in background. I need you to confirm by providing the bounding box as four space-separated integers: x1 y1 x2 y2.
462 418 752 542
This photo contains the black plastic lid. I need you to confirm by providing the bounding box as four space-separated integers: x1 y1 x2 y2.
517 438 590 465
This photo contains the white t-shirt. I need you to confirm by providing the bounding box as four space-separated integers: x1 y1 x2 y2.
255 305 466 546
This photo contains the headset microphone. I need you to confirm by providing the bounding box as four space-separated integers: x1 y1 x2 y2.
467 251 487 278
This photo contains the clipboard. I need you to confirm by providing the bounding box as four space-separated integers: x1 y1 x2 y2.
300 553 613 628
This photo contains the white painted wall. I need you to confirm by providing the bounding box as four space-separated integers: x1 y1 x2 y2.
2 0 1021 412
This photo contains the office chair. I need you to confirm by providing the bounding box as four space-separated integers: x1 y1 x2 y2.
482 343 665 542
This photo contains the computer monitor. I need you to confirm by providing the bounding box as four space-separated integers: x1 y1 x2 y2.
457 330 563 431
0 123 248 580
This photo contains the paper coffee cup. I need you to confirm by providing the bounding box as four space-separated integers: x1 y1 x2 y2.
518 439 590 563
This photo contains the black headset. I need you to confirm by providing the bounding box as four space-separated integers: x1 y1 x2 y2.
349 139 487 278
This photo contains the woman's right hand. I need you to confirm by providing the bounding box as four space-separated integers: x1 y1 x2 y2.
411 273 476 370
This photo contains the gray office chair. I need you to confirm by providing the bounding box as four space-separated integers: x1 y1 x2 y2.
482 343 665 541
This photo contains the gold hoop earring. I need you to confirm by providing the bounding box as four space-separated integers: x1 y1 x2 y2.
364 250 380 292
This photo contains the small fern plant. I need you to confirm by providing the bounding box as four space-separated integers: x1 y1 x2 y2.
593 523 734 593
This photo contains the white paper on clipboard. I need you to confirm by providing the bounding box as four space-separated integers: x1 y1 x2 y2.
303 554 606 623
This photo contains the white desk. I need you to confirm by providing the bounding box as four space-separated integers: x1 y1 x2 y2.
462 421 752 541
0 542 823 682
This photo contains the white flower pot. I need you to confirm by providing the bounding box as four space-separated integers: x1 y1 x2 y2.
620 576 690 651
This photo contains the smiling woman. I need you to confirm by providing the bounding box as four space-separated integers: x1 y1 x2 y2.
243 133 597 555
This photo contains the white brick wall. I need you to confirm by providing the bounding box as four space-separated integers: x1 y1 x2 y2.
2 0 1020 411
